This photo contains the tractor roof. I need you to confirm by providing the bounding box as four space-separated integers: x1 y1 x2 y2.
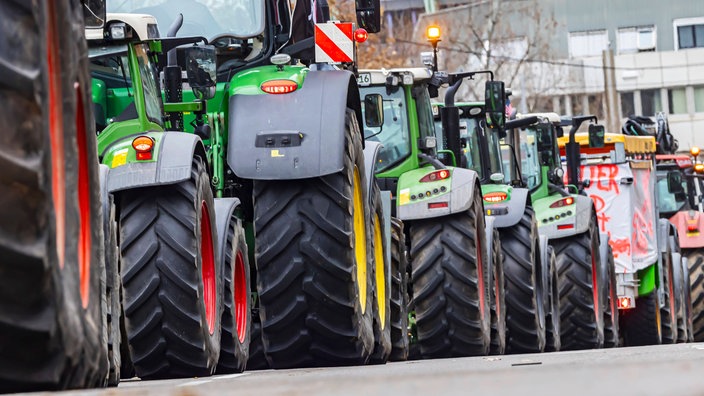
86 13 159 42
358 68 433 85
557 132 656 154
516 112 561 124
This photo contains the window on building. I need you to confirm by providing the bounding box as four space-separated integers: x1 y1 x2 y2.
568 30 608 58
668 88 687 114
675 18 704 49
617 26 656 53
620 92 635 117
695 86 704 112
641 89 662 116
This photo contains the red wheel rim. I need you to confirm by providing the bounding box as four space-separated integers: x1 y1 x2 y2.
75 83 91 308
476 225 486 318
234 249 248 343
200 201 216 334
47 2 65 270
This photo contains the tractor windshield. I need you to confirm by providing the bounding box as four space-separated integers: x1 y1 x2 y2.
520 127 542 190
107 0 265 39
360 86 411 173
656 171 688 214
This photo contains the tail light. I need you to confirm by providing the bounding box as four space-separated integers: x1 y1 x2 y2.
483 192 508 203
428 202 448 209
617 296 632 309
261 79 298 94
419 169 450 183
354 28 368 43
688 223 699 233
557 224 574 230
550 197 574 208
132 136 154 161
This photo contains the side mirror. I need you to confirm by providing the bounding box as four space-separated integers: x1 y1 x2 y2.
485 80 505 130
364 94 384 128
355 0 381 34
83 0 106 29
588 124 605 148
184 45 217 100
667 170 685 194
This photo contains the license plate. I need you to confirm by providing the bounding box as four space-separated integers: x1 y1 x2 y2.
357 72 371 86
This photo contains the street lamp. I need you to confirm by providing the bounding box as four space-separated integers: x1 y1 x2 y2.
426 25 441 72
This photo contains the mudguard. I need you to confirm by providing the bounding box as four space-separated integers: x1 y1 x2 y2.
490 188 529 228
537 194 593 239
106 132 207 193
539 234 550 307
396 167 478 220
213 198 242 273
99 164 110 229
363 141 383 205
228 70 363 180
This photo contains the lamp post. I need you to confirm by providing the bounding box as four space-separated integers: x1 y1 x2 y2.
426 25 441 72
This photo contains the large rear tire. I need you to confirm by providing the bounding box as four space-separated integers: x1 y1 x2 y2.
119 157 222 379
388 218 410 361
501 207 545 354
253 109 374 368
245 312 268 370
0 0 107 391
409 187 491 358
489 228 506 355
685 248 704 341
103 195 122 385
370 185 392 364
660 248 678 345
551 213 604 350
216 216 251 373
621 289 661 346
603 246 620 348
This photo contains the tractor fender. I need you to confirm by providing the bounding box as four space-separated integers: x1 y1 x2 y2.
491 187 529 228
570 195 594 235
213 197 243 273
396 167 479 220
484 215 497 281
107 132 207 193
538 234 551 306
598 232 611 293
227 69 363 180
657 218 676 253
363 140 383 205
99 164 111 226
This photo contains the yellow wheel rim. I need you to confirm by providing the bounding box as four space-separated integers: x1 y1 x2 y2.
374 213 386 328
353 167 367 313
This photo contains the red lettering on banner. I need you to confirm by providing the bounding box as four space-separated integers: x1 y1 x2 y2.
610 237 631 258
590 194 611 232
595 165 620 194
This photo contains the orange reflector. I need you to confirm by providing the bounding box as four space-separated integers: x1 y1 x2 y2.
132 136 154 161
354 28 368 43
550 196 575 208
617 296 632 309
261 79 298 94
695 163 704 173
483 192 508 203
428 202 448 209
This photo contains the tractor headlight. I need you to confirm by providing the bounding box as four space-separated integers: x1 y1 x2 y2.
109 23 126 40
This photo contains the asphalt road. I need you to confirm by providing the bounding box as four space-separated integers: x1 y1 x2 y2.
21 343 704 396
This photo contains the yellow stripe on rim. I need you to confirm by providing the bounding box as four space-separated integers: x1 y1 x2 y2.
353 167 367 313
374 213 386 328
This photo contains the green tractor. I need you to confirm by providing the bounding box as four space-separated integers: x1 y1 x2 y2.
0 0 119 391
95 0 403 371
432 78 559 355
504 113 619 350
357 68 501 358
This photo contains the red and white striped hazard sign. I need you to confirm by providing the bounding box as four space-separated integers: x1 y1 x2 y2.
314 22 354 64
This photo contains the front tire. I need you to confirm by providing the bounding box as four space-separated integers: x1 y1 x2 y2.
621 289 661 346
370 185 392 364
603 246 620 348
388 218 410 361
685 249 704 341
409 187 491 358
490 228 506 355
545 246 561 352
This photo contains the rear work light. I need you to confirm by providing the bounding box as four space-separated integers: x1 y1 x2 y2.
132 136 154 161
261 79 298 94
550 197 574 208
419 169 450 183
483 192 508 203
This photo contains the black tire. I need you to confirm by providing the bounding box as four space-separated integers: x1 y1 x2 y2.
246 312 268 370
551 213 604 350
119 157 222 379
370 185 392 364
216 216 251 373
621 290 661 346
103 195 122 385
490 228 506 355
409 187 491 358
674 252 688 343
685 249 704 341
660 240 677 344
603 246 620 348
388 218 410 361
253 109 374 368
683 257 695 343
545 246 561 352
0 0 107 391
501 206 545 354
